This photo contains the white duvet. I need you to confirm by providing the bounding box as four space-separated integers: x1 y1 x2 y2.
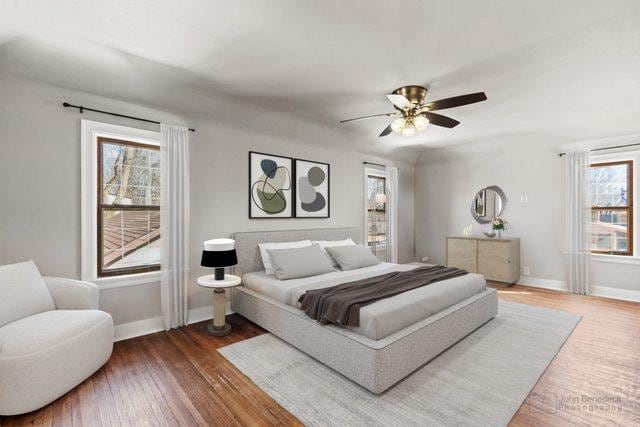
242 263 486 340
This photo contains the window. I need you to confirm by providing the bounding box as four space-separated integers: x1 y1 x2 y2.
367 174 387 247
98 138 161 276
588 160 633 256
81 120 161 284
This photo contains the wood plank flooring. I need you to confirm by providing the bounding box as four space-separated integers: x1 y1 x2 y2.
490 284 640 426
1 285 638 426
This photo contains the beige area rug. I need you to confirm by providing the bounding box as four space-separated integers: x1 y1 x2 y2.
219 301 580 426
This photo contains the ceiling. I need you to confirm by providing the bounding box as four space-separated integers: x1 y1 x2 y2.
1 0 639 161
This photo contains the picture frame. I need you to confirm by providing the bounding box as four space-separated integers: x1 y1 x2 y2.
248 151 294 218
294 158 330 218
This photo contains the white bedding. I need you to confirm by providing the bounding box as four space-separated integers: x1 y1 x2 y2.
242 263 487 340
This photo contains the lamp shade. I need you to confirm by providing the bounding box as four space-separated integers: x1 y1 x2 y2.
201 238 237 268
203 238 235 251
201 249 237 268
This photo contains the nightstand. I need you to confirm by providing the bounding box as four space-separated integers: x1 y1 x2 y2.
196 274 242 336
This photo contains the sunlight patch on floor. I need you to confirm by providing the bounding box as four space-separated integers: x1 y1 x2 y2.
496 290 532 295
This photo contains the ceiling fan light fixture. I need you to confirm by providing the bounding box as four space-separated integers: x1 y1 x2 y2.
390 117 405 133
340 85 486 138
401 122 416 137
413 115 429 131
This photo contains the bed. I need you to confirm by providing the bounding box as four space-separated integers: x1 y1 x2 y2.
243 262 488 340
231 227 498 394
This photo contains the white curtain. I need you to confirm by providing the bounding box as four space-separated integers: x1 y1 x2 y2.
385 166 399 263
564 150 591 295
160 124 190 329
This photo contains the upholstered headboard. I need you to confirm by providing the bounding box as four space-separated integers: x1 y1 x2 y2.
232 227 361 276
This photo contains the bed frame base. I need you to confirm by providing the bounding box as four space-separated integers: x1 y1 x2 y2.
232 286 498 394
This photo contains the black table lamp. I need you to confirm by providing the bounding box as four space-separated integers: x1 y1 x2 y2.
201 238 238 281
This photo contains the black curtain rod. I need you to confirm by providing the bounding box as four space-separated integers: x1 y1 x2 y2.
558 141 640 157
62 102 196 132
363 161 386 167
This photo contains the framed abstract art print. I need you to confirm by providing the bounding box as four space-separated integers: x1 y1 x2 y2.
294 158 330 218
249 152 293 218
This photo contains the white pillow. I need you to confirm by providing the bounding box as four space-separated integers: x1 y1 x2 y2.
325 245 381 271
267 244 335 280
0 260 55 328
258 240 312 275
312 239 356 267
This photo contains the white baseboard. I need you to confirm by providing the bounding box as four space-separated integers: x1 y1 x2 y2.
114 302 233 342
591 286 640 303
516 276 640 302
516 276 568 291
187 302 233 324
114 316 164 342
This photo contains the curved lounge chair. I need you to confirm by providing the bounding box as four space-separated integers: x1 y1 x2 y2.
0 261 113 416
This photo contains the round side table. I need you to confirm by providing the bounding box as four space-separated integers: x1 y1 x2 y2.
196 274 242 336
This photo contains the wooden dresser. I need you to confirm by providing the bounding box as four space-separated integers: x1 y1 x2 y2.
446 236 520 285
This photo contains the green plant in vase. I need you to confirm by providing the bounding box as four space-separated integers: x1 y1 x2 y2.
491 217 507 238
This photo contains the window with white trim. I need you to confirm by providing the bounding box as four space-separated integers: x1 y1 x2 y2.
81 120 161 283
366 173 387 248
589 155 636 257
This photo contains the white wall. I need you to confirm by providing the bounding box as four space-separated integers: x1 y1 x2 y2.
0 76 415 326
414 139 640 293
188 121 416 310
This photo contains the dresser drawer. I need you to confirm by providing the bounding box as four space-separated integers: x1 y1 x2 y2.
477 240 512 282
446 238 478 273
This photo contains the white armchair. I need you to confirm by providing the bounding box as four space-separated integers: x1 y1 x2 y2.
0 261 114 416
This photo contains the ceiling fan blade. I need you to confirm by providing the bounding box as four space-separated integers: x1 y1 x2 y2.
339 112 398 124
386 94 413 109
379 124 393 137
424 112 460 128
425 92 487 111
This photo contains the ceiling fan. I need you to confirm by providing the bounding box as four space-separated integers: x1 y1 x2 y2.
340 85 487 137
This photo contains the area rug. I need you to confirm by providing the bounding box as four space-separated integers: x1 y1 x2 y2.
219 301 580 426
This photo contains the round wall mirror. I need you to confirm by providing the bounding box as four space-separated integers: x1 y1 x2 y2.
471 186 506 224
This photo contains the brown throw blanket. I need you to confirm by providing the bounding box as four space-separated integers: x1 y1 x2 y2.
298 265 468 327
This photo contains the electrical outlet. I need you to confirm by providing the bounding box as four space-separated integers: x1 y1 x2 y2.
421 256 430 262
523 266 530 276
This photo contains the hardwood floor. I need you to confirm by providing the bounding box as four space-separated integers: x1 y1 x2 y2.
2 285 638 426
490 284 640 426
1 315 301 427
